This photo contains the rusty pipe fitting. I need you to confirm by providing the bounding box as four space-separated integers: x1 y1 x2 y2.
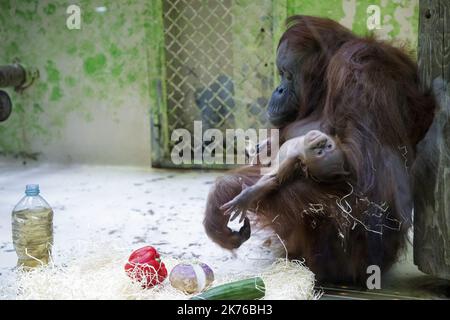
0 63 39 91
0 63 39 122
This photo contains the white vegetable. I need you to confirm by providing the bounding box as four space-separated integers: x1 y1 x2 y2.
169 262 214 294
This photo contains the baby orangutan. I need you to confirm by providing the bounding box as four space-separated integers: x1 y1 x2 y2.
221 130 348 222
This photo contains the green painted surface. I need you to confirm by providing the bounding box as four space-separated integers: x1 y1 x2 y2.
83 54 107 76
288 0 418 49
0 0 155 159
0 0 419 162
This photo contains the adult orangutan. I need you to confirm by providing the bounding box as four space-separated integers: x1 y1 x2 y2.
203 15 436 284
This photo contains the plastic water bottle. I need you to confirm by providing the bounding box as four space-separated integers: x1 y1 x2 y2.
11 184 54 268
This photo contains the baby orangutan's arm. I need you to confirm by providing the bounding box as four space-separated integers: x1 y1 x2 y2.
220 155 304 222
220 130 348 221
276 155 305 184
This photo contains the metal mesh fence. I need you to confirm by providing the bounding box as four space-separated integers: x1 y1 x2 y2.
161 0 275 146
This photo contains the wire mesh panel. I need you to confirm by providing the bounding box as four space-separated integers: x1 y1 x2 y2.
155 0 278 168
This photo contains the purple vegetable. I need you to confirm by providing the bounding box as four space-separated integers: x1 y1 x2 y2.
169 262 214 294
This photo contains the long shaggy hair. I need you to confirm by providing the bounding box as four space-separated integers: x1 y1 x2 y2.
203 15 436 284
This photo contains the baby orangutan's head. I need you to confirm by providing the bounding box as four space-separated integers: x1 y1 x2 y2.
301 130 348 181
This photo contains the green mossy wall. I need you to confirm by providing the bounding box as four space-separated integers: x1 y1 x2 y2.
0 0 155 165
0 0 418 165
288 0 418 47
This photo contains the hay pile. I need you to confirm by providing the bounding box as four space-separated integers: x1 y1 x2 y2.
11 245 321 300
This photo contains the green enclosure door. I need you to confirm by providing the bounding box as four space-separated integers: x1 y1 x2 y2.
151 0 285 168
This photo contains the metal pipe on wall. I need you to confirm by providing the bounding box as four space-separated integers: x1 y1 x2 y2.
0 64 27 88
0 63 39 122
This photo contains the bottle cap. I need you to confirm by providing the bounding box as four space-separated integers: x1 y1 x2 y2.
25 184 40 196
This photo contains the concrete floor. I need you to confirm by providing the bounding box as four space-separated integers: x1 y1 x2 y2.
0 159 281 299
0 158 449 299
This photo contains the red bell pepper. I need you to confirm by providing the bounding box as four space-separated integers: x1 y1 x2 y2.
124 246 167 288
